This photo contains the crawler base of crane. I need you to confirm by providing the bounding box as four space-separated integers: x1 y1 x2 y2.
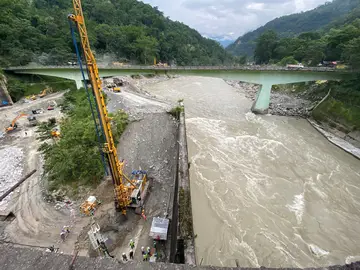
130 180 151 214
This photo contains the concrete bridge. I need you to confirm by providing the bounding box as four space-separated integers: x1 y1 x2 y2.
6 65 354 114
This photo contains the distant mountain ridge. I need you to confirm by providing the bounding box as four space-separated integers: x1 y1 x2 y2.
227 0 360 57
213 39 235 48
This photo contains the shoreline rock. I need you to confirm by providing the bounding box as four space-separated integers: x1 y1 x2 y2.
225 80 311 118
226 79 360 158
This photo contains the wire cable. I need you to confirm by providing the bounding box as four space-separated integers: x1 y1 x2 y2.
68 20 108 175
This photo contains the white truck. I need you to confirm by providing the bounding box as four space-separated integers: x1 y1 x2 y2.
286 63 304 70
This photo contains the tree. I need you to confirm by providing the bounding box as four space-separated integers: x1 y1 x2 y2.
7 77 26 102
38 89 128 190
235 55 247 65
278 56 298 66
342 37 360 69
298 32 321 41
135 36 159 64
302 40 326 66
254 30 278 64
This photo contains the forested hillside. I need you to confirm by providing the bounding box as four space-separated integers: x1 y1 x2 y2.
253 19 360 68
0 0 232 67
251 10 360 134
227 0 360 57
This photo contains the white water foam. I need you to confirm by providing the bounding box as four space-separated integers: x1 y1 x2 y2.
286 193 305 224
345 255 360 264
308 244 329 257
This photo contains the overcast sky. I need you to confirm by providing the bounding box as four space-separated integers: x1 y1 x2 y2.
141 0 330 40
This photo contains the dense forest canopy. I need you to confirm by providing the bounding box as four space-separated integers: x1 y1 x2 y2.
0 0 233 67
227 0 360 57
253 19 360 68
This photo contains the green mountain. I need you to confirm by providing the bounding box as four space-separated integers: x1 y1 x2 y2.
227 0 360 57
0 0 232 67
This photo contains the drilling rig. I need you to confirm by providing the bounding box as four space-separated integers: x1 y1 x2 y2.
69 0 149 215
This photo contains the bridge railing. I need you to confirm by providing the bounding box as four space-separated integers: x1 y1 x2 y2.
6 65 352 72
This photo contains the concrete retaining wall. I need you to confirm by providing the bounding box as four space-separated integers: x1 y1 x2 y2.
169 104 196 265
177 109 196 265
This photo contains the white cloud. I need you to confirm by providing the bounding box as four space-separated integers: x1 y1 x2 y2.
140 0 330 39
246 3 265 11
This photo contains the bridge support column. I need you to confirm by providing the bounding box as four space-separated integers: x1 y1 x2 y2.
251 83 272 114
75 79 83 89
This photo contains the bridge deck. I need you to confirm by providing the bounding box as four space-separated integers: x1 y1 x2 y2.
6 65 353 73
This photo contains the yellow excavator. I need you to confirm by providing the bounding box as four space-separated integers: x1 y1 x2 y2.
51 128 60 138
39 87 52 98
69 0 148 215
5 113 29 133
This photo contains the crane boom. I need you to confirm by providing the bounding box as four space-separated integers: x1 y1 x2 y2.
11 113 28 127
69 0 135 214
5 113 29 133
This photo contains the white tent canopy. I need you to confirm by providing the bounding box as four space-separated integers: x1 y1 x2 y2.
149 217 169 240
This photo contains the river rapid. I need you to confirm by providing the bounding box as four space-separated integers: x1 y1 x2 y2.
144 76 360 268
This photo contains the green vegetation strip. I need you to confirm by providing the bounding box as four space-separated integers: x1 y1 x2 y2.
37 89 128 192
179 188 194 240
6 74 77 102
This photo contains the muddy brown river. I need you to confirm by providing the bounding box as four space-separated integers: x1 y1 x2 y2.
144 76 360 268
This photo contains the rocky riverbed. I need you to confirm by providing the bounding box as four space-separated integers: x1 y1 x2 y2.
226 80 312 117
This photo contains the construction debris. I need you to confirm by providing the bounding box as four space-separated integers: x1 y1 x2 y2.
0 147 24 211
0 169 36 202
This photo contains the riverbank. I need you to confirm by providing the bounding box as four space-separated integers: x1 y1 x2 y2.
226 80 311 117
226 80 360 160
308 119 360 159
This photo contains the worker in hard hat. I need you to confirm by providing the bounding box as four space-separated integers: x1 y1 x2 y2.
60 231 66 242
63 225 70 234
141 246 145 255
143 253 148 261
141 209 147 220
122 253 128 261
147 246 151 255
129 239 135 249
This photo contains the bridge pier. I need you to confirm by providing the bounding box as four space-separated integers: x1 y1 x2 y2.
75 79 83 89
251 83 272 114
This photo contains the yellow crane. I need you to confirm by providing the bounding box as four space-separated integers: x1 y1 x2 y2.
69 0 147 215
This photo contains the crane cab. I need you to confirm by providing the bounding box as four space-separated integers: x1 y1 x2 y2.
130 188 141 205
127 170 149 210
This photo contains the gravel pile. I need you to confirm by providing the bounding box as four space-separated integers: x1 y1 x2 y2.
269 92 311 117
0 146 24 211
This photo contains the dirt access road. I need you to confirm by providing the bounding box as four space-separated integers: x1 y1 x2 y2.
0 92 88 254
